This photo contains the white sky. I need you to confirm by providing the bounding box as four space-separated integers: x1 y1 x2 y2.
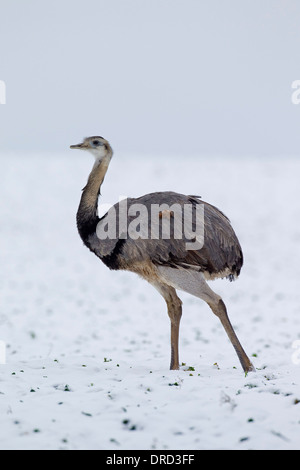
1 0 300 156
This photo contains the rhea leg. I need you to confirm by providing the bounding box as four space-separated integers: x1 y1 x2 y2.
207 297 255 373
157 266 255 373
153 283 182 370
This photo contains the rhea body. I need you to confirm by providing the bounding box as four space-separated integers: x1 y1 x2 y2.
71 136 254 373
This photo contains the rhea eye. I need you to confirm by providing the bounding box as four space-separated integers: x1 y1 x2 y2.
92 140 100 146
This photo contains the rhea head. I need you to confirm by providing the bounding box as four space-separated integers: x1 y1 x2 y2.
70 136 113 163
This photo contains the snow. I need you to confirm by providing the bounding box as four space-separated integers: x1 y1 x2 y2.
0 151 300 450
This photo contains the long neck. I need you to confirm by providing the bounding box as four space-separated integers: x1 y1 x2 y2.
77 154 111 246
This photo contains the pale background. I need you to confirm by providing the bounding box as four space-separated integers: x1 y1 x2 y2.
1 1 300 451
1 0 300 157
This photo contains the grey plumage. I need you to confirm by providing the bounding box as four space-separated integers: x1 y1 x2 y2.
71 136 254 373
89 192 243 280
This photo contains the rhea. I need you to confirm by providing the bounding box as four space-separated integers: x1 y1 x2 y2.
71 136 254 373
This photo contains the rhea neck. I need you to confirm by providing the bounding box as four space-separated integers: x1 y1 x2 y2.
77 147 113 245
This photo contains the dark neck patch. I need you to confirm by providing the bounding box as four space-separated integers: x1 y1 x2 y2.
100 238 126 270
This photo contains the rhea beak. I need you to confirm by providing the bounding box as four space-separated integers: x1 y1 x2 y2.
70 143 88 149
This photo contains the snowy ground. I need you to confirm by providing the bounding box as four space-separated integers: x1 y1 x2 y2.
0 151 300 450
